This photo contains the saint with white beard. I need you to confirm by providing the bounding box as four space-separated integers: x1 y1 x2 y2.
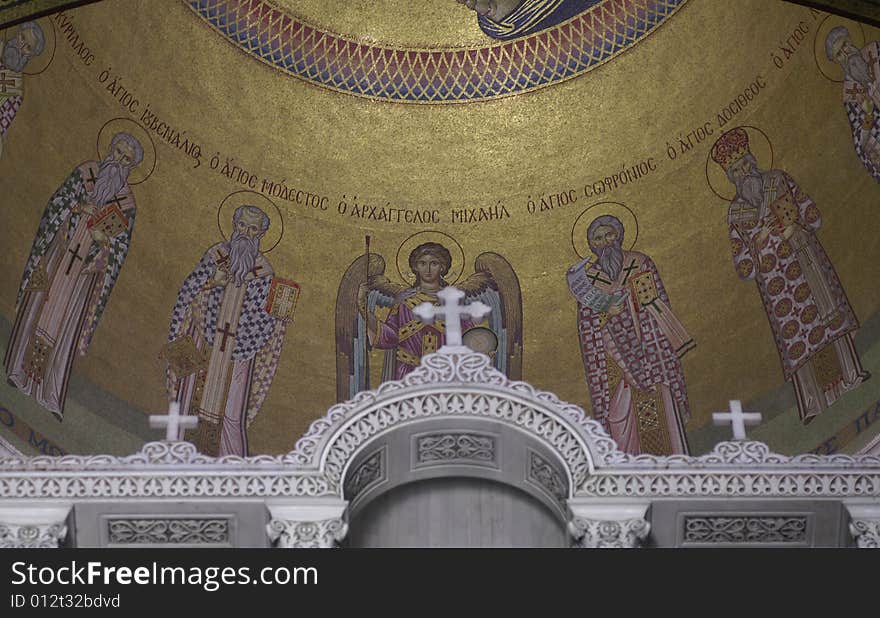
0 21 45 158
568 214 695 456
164 205 294 457
5 132 143 418
712 127 869 425
826 26 880 180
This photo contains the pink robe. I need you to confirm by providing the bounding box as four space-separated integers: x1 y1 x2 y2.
576 251 694 456
374 289 475 380
728 170 868 423
842 41 880 181
166 244 286 457
5 163 136 419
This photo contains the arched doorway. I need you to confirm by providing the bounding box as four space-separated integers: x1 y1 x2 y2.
347 476 568 548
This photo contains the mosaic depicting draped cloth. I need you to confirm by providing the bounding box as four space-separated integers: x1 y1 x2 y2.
166 244 286 457
0 35 25 155
728 170 869 423
4 161 136 419
577 251 695 456
478 0 601 40
374 289 476 381
843 41 880 181
0 55 22 157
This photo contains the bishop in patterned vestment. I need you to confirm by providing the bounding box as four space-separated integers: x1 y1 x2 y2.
0 21 45 157
826 27 880 181
5 132 143 418
569 215 695 456
165 205 294 457
713 127 869 424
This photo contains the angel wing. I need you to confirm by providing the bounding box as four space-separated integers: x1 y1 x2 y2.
335 252 408 402
458 252 523 380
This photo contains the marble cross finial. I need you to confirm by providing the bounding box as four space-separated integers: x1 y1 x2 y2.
712 400 762 441
413 286 491 350
149 401 199 441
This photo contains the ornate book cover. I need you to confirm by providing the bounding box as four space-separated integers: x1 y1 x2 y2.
266 277 300 321
89 203 129 238
160 336 208 377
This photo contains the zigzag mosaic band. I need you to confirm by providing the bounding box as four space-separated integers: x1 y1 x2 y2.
186 0 688 104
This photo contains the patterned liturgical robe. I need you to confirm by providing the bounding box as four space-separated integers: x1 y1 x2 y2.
576 251 695 456
0 44 24 153
843 41 880 181
728 170 868 422
374 289 475 381
166 244 286 457
5 162 136 418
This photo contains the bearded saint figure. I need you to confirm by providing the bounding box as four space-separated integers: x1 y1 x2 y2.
1 21 46 157
568 215 695 456
454 0 599 40
5 132 143 418
165 205 294 457
712 127 869 424
825 26 880 181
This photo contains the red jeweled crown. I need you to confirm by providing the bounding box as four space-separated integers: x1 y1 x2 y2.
711 127 751 171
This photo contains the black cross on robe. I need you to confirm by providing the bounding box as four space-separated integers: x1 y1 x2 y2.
216 322 236 353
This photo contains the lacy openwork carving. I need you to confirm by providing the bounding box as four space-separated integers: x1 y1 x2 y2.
0 523 67 548
267 519 348 549
682 515 808 544
849 520 880 549
344 449 384 500
528 451 567 502
107 518 231 545
568 517 650 549
2 351 879 510
580 468 880 498
416 433 496 465
0 439 335 500
289 352 610 493
579 439 880 498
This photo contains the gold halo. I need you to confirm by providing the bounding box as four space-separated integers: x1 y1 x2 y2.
571 202 638 259
395 230 465 285
96 117 157 185
705 125 774 202
217 190 285 253
813 14 866 83
16 17 57 76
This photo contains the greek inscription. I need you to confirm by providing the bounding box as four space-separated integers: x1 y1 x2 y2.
451 202 510 223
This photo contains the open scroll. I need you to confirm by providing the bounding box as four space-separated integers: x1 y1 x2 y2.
566 257 627 312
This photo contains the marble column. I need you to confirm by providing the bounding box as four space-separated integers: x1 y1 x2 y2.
845 502 880 549
567 501 651 549
266 502 348 549
0 505 71 548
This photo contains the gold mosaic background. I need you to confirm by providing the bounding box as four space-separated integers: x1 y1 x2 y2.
2 0 879 455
